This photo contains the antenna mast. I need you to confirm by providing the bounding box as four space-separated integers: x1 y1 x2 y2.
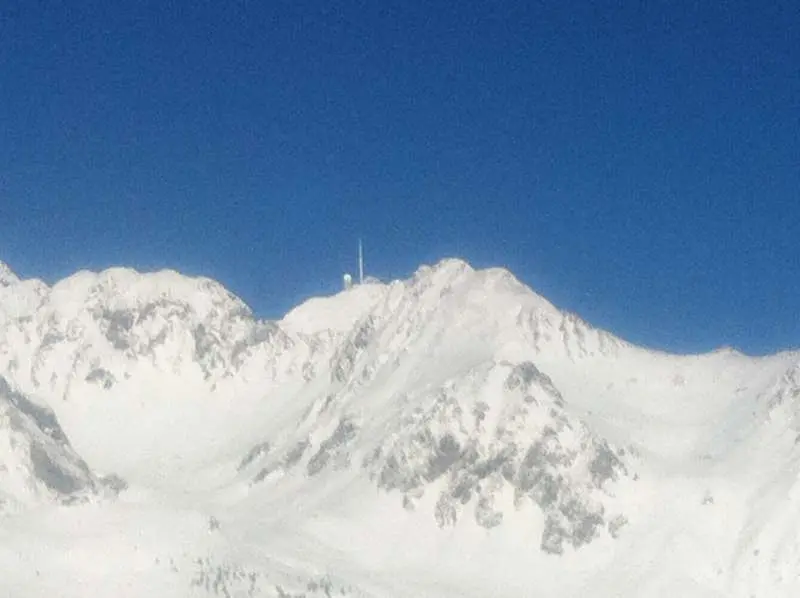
358 239 364 284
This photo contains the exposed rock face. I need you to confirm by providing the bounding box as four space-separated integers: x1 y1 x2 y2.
342 360 631 553
0 376 100 509
0 267 307 405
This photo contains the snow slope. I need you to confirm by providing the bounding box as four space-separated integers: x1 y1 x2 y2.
0 257 799 597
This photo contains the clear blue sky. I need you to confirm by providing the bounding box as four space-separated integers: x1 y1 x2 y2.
1 1 798 355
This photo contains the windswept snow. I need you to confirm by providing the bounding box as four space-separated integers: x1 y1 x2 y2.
0 257 799 597
281 281 388 336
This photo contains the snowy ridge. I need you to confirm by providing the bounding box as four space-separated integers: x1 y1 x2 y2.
281 281 388 336
0 257 799 597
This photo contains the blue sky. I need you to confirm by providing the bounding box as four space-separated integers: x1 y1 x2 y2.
0 0 797 355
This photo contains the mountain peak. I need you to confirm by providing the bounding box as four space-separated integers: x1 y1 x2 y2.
0 261 20 287
47 265 253 322
412 257 473 282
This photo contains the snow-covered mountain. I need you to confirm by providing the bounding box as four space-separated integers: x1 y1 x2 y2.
0 257 798 597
